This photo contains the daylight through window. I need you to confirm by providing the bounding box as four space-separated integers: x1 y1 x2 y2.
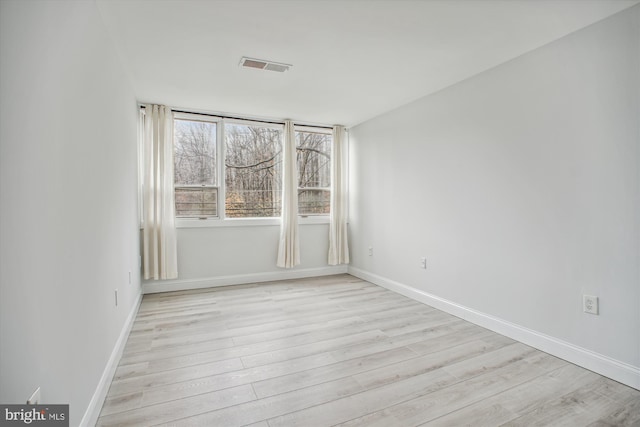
225 123 283 218
296 130 331 215
171 111 333 221
174 117 218 218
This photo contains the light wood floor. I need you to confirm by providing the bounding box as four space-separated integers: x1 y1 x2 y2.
97 274 640 426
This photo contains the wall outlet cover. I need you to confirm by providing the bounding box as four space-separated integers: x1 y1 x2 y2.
583 295 599 315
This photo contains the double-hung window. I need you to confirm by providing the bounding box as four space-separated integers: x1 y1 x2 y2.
296 128 332 215
224 122 283 218
172 112 332 222
174 114 219 218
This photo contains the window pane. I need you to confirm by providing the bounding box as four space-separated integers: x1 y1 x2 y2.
174 119 217 185
225 124 282 218
296 131 331 215
298 188 330 215
175 186 218 218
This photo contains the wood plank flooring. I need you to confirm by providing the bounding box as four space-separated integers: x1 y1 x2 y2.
97 274 640 426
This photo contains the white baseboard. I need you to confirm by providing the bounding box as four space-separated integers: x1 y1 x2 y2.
80 292 143 427
348 266 640 390
142 265 349 294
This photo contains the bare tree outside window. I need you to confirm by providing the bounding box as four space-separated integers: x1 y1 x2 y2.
225 124 282 217
296 131 331 215
172 117 331 219
174 119 218 218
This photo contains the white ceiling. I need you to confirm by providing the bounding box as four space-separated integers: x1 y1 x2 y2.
96 0 639 127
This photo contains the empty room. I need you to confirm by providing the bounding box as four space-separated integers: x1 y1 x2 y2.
1 0 639 426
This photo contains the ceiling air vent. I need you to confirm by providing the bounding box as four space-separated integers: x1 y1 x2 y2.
239 57 292 73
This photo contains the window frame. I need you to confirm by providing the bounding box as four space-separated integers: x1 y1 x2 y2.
294 126 332 217
167 112 333 228
173 112 222 221
222 118 285 220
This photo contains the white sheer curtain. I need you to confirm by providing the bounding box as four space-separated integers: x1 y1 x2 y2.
328 125 350 265
142 104 178 280
277 120 300 268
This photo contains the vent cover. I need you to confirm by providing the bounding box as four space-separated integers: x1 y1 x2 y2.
239 57 292 72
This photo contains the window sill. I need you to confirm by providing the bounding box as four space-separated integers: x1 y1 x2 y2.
175 215 330 228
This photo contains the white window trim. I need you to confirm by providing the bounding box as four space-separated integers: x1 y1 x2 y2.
163 109 333 228
173 112 222 219
176 215 328 228
294 125 331 134
295 126 332 218
221 119 284 221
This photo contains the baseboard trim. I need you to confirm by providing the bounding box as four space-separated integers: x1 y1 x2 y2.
348 266 640 390
142 265 350 294
80 291 143 427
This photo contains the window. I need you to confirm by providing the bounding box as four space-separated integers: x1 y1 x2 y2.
296 130 331 215
224 123 283 218
170 110 333 222
174 116 218 218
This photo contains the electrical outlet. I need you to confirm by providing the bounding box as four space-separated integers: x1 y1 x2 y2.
368 246 373 256
27 387 40 405
420 257 427 269
583 295 599 315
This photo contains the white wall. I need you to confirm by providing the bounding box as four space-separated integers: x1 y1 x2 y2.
143 223 344 293
0 1 141 425
349 5 639 386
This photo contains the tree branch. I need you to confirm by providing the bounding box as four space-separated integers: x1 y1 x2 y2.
297 147 330 158
226 152 280 169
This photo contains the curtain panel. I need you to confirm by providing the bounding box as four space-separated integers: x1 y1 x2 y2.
328 125 350 265
277 120 301 268
142 104 178 280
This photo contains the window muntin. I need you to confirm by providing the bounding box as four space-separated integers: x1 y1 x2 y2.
224 122 283 218
296 130 331 215
174 118 218 218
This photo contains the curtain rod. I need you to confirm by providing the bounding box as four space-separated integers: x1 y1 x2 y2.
140 105 334 130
